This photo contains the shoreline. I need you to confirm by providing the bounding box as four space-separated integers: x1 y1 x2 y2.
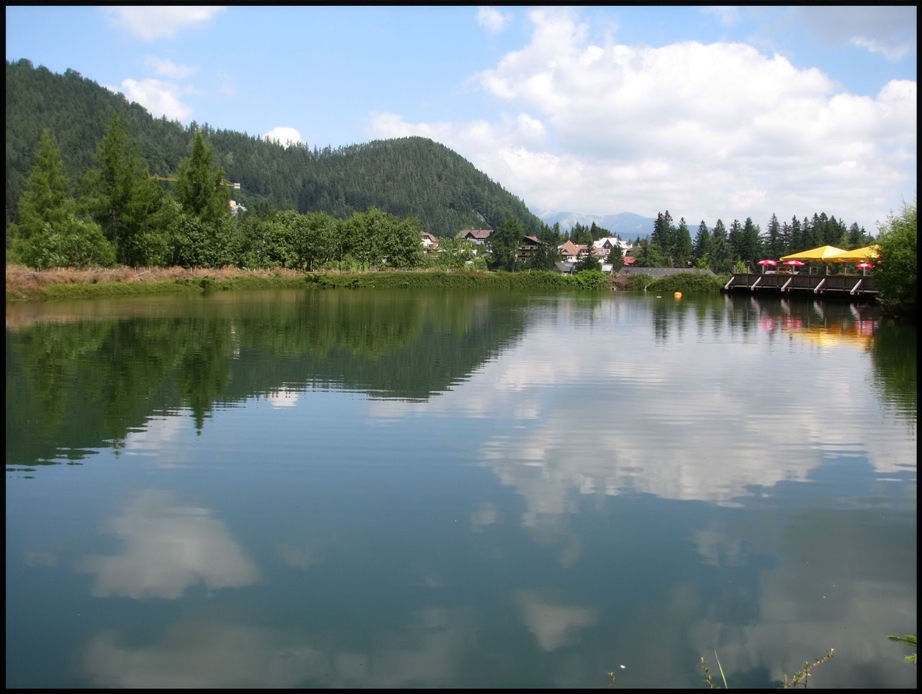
5 264 611 302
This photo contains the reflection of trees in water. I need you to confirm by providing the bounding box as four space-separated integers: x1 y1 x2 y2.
5 291 530 467
869 319 917 420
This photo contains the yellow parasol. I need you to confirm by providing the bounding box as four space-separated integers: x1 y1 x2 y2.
827 244 880 262
779 245 848 261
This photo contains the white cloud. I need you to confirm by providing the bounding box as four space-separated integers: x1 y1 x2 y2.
796 6 916 62
114 77 194 122
143 55 197 80
104 7 225 41
849 36 911 61
79 490 259 599
370 10 916 230
476 7 511 34
263 126 305 148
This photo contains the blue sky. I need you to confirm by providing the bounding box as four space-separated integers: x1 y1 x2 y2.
6 5 917 232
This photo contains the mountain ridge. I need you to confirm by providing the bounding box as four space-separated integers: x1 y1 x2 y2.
538 211 655 239
5 58 543 237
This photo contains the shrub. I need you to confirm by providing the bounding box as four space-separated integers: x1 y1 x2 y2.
14 216 115 269
874 202 916 319
646 272 723 294
626 273 655 291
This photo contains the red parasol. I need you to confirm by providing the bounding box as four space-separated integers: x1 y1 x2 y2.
855 261 874 275
782 259 805 273
757 259 778 273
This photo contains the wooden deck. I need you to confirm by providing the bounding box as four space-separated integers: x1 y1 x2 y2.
722 273 878 300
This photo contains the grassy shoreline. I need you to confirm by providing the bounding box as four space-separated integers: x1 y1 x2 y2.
5 264 611 301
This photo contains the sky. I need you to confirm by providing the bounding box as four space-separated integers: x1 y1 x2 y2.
5 5 917 232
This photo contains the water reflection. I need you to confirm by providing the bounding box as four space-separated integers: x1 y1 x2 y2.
82 607 476 688
5 290 916 688
370 294 915 513
6 289 529 467
515 589 599 652
79 489 259 599
687 504 916 687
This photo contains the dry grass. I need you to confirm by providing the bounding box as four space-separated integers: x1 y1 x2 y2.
5 264 308 300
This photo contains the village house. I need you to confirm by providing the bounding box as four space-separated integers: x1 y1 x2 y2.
558 240 588 262
517 235 544 261
593 236 630 253
420 231 439 251
456 228 493 245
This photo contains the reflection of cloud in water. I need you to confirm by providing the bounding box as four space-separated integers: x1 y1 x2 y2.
267 389 300 408
470 502 501 532
515 589 598 651
25 551 57 567
367 306 915 510
84 624 326 688
122 415 187 457
83 608 474 687
688 562 916 687
277 543 318 569
79 490 259 599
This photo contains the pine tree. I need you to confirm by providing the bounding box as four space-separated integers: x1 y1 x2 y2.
83 112 167 266
710 219 731 272
790 216 804 251
674 217 692 267
12 130 114 268
489 215 524 271
175 131 229 226
693 220 711 266
14 129 74 239
765 213 782 259
728 219 744 263
741 217 762 264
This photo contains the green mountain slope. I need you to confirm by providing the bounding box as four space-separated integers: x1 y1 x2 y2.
5 59 542 236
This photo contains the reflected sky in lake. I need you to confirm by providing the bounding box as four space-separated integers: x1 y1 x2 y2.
5 290 916 688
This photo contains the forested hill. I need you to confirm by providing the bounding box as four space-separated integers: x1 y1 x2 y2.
5 59 542 236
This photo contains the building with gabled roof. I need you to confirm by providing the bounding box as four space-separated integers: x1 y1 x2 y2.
456 228 493 244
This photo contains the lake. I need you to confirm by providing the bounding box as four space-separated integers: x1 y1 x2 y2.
5 288 917 688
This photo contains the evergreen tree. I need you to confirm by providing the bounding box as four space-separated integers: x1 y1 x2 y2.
693 220 711 265
790 216 804 251
606 243 624 271
13 129 74 239
780 221 793 255
710 219 731 272
674 217 692 267
175 132 230 226
649 211 674 266
12 130 114 268
727 219 744 263
527 223 562 270
765 213 782 259
83 112 167 266
741 217 762 264
489 215 524 271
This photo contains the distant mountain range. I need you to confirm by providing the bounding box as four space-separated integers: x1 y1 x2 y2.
538 211 655 239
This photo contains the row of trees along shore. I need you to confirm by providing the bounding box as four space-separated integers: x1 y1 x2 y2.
5 110 902 282
627 210 877 272
7 116 426 271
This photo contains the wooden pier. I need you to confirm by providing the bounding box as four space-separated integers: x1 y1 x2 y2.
722 273 878 300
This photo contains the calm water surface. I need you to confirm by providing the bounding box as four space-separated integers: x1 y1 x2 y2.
5 289 917 688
